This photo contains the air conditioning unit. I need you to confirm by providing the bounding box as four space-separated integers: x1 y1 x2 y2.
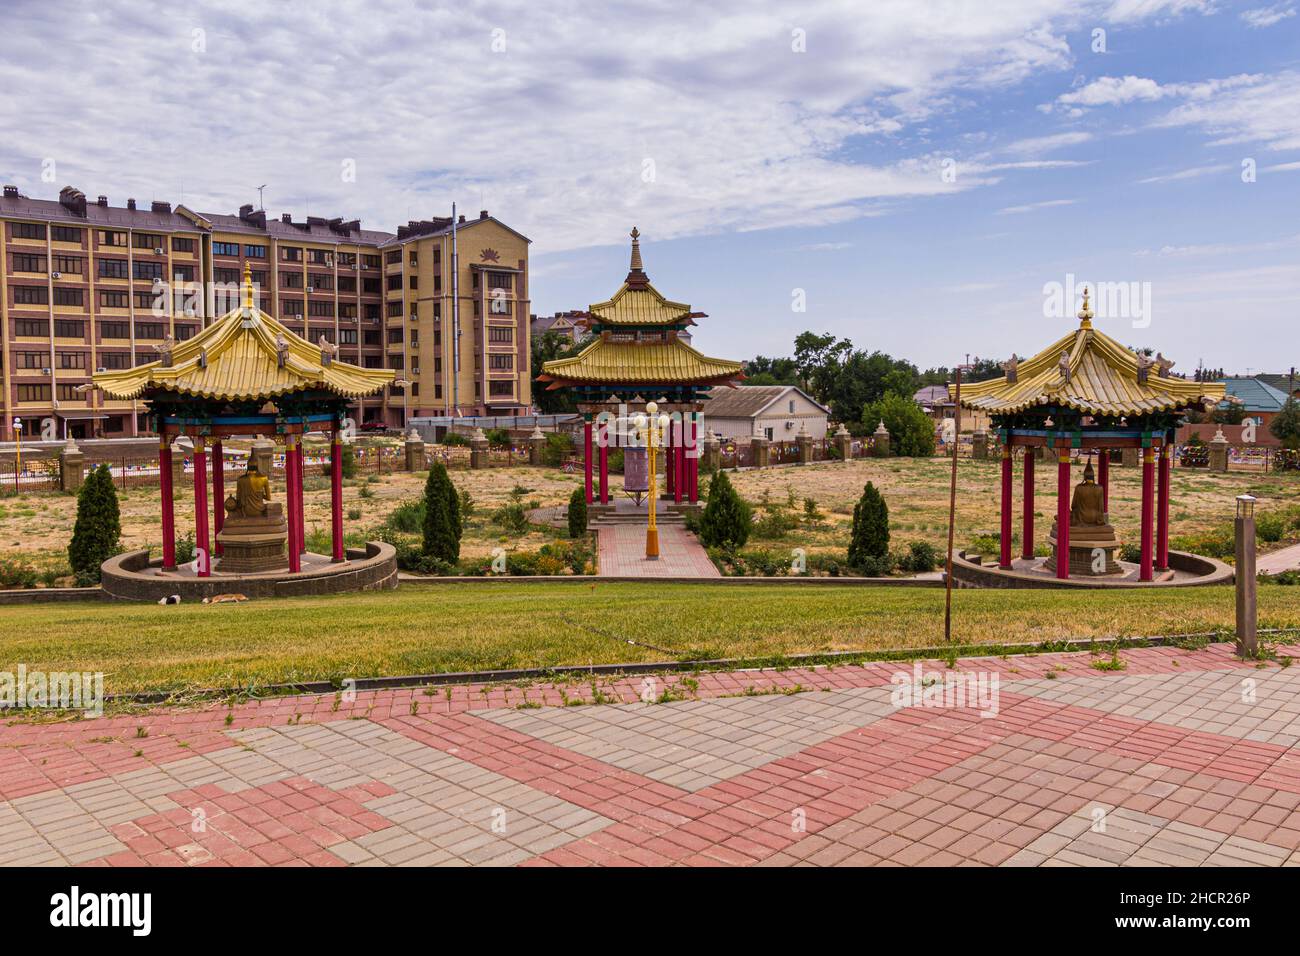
96 366 106 373
785 420 796 429
51 271 62 279
154 247 165 255
42 367 51 375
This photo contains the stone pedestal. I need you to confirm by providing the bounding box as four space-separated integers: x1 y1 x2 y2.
216 503 288 573
872 421 891 458
833 424 852 462
1121 447 1140 468
796 425 813 465
404 429 425 471
1035 445 1049 462
528 426 546 466
1045 519 1122 575
250 438 276 476
972 430 988 460
469 428 489 469
702 431 721 473
1209 429 1229 473
59 439 85 492
751 435 770 468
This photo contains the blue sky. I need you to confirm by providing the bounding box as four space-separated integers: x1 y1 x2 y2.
2 0 1297 373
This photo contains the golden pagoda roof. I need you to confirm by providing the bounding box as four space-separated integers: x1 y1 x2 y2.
953 291 1224 417
93 265 395 401
584 228 702 327
538 335 744 389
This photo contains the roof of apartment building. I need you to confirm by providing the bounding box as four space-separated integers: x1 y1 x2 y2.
1219 376 1290 413
531 311 585 334
1257 373 1299 397
0 185 199 232
699 384 828 419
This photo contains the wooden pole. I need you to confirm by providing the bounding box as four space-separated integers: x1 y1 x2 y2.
943 367 962 642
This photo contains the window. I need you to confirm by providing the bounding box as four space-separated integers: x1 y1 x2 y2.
387 274 402 291
14 286 48 305
363 278 381 294
488 326 513 344
434 274 441 292
386 301 402 317
99 351 132 369
363 255 380 269
57 351 86 370
15 318 48 337
133 233 163 250
489 381 514 397
52 225 83 243
385 250 401 265
389 355 404 370
99 292 128 309
244 244 267 258
488 354 513 370
281 298 304 318
53 288 83 307
214 267 239 284
13 222 45 240
364 303 380 320
409 253 418 267
409 275 418 290
487 271 513 290
364 355 383 368
213 241 240 256
135 322 165 340
53 255 84 274
307 300 334 317
363 331 380 346
17 385 51 402
133 261 163 280
339 303 357 319
338 252 356 268
57 385 81 401
387 329 404 344
54 319 85 338
100 321 130 339
309 273 332 291
12 253 45 273
16 351 45 368
338 276 356 293
172 264 195 282
339 329 357 344
488 296 511 316
99 230 127 247
281 246 302 262
134 291 158 310
98 258 129 279
175 324 197 341
282 271 303 288
308 249 330 265
432 248 441 264
172 236 196 253
250 270 267 287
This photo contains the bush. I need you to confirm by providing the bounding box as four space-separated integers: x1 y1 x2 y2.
848 481 889 569
698 470 752 550
339 443 358 479
68 463 121 583
542 432 574 467
175 532 197 566
441 432 469 447
1256 512 1286 543
568 487 587 537
898 540 938 573
0 557 38 589
1263 569 1300 585
751 509 800 539
854 553 894 577
1119 542 1142 564
385 499 425 534
484 427 511 448
421 460 461 563
459 489 475 518
860 392 936 457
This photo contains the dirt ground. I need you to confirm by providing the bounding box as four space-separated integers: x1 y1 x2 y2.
1 453 1295 576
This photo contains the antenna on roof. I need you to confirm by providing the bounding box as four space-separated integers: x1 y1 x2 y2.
256 185 267 211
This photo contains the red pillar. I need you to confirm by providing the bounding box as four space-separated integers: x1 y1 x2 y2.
1056 450 1070 580
1140 447 1155 582
598 434 609 505
1021 447 1034 560
211 440 224 556
673 418 683 504
286 435 301 573
1156 442 1171 571
583 420 593 505
193 436 210 577
297 440 306 556
159 436 176 571
331 430 344 562
1098 449 1110 515
999 445 1013 569
689 417 699 504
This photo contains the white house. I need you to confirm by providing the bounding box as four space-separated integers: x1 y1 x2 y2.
700 385 830 440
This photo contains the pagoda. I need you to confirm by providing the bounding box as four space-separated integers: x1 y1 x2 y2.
954 290 1224 582
93 265 393 578
538 228 744 507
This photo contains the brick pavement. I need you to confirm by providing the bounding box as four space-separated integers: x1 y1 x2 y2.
3 641 1300 866
596 524 720 577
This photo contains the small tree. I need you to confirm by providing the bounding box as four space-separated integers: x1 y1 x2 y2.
1271 397 1300 450
339 443 358 479
568 486 588 537
698 470 751 550
861 392 936 457
421 460 461 563
68 463 121 582
848 481 890 569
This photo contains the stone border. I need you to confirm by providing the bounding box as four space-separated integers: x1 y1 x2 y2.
0 586 106 606
398 574 943 587
99 542 398 602
950 548 1234 589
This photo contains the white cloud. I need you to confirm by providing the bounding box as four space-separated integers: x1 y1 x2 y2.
1002 131 1093 155
997 198 1077 214
1241 4 1296 27
1153 71 1300 151
1053 73 1260 110
1136 163 1232 183
1104 0 1218 23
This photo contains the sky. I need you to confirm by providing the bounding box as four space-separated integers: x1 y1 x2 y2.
2 0 1297 375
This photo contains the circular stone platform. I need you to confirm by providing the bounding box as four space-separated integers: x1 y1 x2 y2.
950 548 1233 590
101 542 398 602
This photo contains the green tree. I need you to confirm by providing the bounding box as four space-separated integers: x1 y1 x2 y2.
68 464 121 582
848 481 890 570
698 470 751 550
531 330 592 414
861 391 936 456
568 486 588 537
1271 397 1300 449
421 460 461 563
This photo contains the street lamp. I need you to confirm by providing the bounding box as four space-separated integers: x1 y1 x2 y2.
632 401 670 559
11 418 21 482
1236 494 1257 657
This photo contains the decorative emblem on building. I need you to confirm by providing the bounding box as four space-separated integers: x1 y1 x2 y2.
479 248 501 262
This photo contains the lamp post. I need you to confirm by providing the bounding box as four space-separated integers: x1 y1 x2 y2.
633 401 669 560
1235 494 1257 657
11 418 21 486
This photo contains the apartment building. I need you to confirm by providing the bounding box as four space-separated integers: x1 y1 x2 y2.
0 185 531 440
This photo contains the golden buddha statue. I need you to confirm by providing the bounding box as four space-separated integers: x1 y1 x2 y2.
1046 458 1122 575
226 462 272 519
218 459 287 573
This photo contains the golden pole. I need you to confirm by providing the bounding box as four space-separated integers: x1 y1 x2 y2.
637 402 663 559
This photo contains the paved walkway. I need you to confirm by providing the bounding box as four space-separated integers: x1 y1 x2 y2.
597 525 720 577
3 642 1300 867
1259 541 1300 575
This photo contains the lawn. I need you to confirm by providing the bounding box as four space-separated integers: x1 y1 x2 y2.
2 581 1298 696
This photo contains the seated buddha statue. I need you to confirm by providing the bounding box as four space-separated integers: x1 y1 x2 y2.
1046 459 1121 575
1070 460 1107 527
226 462 273 519
218 459 287 573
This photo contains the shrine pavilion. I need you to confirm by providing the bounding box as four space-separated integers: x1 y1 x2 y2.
954 291 1225 582
537 229 744 508
93 265 393 579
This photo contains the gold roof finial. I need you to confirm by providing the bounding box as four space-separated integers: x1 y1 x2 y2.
242 261 254 312
1078 286 1093 328
629 226 643 272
